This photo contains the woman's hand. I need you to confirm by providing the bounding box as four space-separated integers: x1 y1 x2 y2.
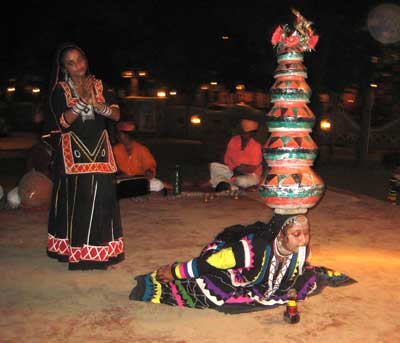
90 87 99 108
156 264 174 283
82 75 96 104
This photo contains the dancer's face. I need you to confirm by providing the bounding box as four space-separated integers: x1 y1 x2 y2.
62 49 88 79
281 217 310 253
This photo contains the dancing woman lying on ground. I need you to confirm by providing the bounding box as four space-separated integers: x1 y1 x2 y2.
130 213 354 313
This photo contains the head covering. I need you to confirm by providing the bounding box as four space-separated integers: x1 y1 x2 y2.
214 213 299 243
234 103 266 124
46 42 88 133
280 214 309 235
48 42 87 99
117 121 136 133
262 213 300 237
226 104 266 127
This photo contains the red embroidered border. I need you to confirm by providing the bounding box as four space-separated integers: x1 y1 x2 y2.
59 113 71 128
62 131 117 174
93 79 105 103
48 234 124 263
60 82 77 107
60 79 106 107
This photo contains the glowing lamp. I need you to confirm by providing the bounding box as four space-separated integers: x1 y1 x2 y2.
121 70 134 78
7 87 16 93
157 91 166 98
320 119 331 131
190 115 201 125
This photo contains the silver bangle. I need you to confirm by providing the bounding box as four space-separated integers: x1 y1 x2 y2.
72 98 89 116
95 103 112 117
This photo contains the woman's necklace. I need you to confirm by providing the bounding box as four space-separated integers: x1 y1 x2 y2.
275 238 292 260
265 252 291 299
262 239 293 299
68 78 82 98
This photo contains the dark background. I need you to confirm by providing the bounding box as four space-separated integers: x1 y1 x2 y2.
2 0 387 95
0 0 398 201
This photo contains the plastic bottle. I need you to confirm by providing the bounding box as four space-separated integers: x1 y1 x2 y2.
173 164 182 195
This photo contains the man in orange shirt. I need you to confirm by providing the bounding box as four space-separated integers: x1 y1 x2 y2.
209 118 263 192
113 121 164 192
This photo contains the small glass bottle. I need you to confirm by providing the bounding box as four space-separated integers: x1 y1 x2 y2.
284 288 300 324
173 164 182 195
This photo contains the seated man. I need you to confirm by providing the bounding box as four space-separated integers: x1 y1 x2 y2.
209 118 262 192
113 121 164 194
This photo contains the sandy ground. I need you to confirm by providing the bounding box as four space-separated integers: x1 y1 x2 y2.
1 187 400 343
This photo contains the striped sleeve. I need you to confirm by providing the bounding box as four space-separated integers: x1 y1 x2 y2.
239 235 255 269
171 258 200 279
170 235 256 280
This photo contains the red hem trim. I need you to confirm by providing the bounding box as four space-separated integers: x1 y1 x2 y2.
47 234 124 263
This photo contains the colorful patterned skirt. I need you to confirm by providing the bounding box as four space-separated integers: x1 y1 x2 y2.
130 266 355 314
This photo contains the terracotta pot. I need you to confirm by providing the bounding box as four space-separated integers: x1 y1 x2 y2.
263 131 318 166
275 63 307 78
18 170 53 209
266 103 315 130
262 19 324 214
270 80 311 103
258 166 325 212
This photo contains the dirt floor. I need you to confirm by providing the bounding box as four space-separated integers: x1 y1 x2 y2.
1 131 399 342
1 187 400 343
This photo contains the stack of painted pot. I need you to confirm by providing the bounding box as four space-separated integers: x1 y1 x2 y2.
259 9 325 214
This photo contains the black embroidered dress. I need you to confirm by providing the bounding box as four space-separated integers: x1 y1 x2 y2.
47 79 124 270
130 219 355 313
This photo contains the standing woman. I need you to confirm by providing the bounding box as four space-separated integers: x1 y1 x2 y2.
46 43 124 270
